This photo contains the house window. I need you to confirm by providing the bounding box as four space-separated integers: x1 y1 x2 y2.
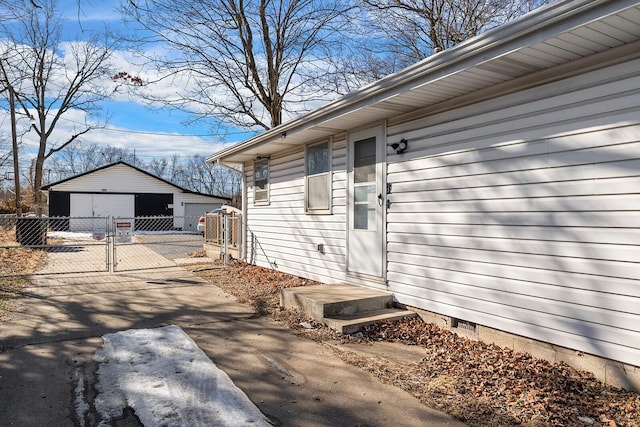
254 158 269 204
305 141 331 214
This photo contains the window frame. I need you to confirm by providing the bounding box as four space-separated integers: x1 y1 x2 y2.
305 139 332 215
253 157 270 205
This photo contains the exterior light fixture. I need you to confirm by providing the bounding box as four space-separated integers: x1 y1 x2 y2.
389 138 408 154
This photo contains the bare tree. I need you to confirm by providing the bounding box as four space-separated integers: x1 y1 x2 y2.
211 164 243 203
0 137 10 170
48 142 138 182
101 146 136 165
48 142 100 179
319 45 407 96
147 157 168 178
345 0 550 82
0 0 115 212
120 0 355 131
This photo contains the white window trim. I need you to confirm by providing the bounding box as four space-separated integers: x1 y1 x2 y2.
253 158 270 205
305 139 332 215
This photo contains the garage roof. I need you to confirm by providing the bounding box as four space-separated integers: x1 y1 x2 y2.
43 161 231 200
207 0 640 165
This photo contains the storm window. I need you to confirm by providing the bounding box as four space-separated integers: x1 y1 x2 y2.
253 158 269 204
305 141 331 214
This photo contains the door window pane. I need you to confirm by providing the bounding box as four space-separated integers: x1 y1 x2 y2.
354 185 375 203
354 184 376 230
354 137 376 183
353 136 377 230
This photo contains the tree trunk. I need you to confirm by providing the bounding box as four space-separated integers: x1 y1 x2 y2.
9 90 22 216
32 130 47 216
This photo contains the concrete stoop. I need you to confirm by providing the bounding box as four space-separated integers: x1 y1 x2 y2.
280 284 417 334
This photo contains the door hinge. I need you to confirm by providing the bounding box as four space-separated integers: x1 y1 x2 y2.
386 182 392 194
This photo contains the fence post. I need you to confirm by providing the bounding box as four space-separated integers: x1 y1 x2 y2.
223 214 229 266
111 216 117 272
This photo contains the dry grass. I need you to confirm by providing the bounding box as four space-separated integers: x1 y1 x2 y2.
0 229 45 316
193 260 322 317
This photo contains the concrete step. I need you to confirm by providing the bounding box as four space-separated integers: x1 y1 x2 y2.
325 308 418 334
281 284 416 334
281 284 393 322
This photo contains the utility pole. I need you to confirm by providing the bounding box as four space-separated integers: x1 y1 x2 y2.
9 88 21 216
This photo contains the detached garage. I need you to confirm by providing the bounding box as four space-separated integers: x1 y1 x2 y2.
43 161 229 232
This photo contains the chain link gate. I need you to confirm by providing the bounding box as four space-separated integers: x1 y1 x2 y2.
203 207 242 262
111 216 204 272
0 215 110 276
1 215 208 276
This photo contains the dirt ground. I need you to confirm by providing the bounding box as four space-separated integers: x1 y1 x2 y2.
190 260 640 427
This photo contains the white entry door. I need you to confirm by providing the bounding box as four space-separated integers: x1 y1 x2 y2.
347 126 386 286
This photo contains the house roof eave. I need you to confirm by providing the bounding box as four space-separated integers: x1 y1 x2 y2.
207 0 640 164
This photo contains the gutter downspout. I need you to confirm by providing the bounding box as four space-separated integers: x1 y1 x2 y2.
240 165 247 262
216 159 247 262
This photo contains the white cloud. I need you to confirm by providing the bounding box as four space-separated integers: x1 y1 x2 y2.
0 106 229 164
80 126 228 160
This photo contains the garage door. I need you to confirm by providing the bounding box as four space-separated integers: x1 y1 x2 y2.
69 194 134 231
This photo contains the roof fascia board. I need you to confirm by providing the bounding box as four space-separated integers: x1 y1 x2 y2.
208 0 633 163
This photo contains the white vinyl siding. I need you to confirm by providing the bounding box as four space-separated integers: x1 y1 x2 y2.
245 139 347 284
385 60 640 367
52 164 177 194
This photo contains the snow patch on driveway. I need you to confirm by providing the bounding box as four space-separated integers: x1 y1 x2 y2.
94 325 270 426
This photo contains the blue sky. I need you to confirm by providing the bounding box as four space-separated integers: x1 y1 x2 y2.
69 1 257 158
1 1 258 167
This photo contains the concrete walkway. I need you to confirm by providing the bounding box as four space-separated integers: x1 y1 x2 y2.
0 267 465 426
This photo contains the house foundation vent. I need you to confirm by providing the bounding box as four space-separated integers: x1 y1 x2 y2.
452 318 477 333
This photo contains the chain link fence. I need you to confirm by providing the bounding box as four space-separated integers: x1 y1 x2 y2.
1 215 210 275
1 215 110 275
